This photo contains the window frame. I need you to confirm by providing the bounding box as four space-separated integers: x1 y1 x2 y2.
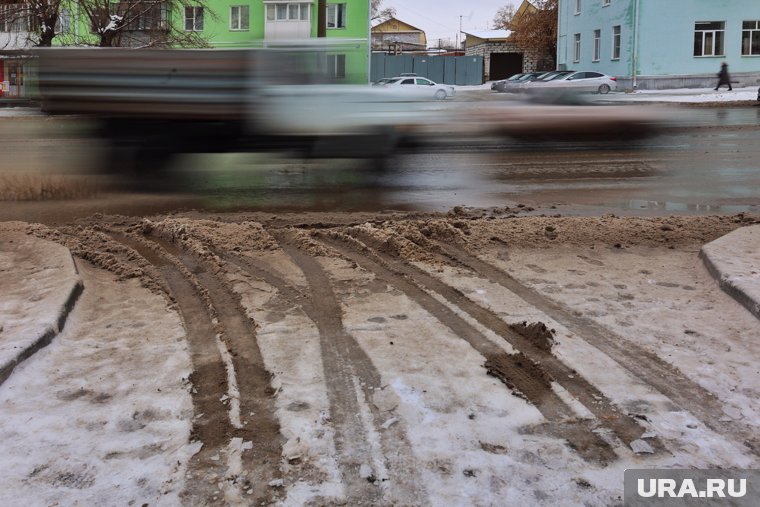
56 8 72 33
573 33 581 62
229 4 249 31
266 3 310 22
574 0 581 15
693 21 725 57
0 4 37 32
184 6 203 31
327 53 346 79
742 20 760 56
327 3 346 29
592 29 601 62
128 2 170 32
603 0 610 6
612 24 621 60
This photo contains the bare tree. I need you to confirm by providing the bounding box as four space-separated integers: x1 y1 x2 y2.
510 0 557 68
492 3 516 30
371 0 395 22
0 0 64 47
72 0 213 47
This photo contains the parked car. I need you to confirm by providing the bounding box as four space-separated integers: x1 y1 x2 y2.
374 76 456 100
532 71 618 94
517 71 575 92
491 73 525 91
491 72 544 92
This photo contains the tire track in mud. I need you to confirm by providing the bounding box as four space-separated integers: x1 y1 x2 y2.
227 231 425 505
111 233 282 504
312 231 618 464
337 229 653 452
432 239 760 455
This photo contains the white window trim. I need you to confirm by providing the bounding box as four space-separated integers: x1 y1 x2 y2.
265 2 311 22
592 29 601 62
693 21 725 57
185 6 203 32
229 5 249 31
327 3 346 29
742 20 760 56
573 33 581 62
611 25 621 60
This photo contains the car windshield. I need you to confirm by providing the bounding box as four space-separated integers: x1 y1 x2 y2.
535 72 562 81
506 74 524 81
518 73 537 81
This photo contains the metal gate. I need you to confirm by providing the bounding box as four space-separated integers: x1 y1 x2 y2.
370 54 484 85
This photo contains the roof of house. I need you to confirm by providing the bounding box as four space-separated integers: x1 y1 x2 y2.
463 30 512 41
372 16 425 34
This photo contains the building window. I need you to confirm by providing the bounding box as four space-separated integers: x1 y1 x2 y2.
327 54 346 79
184 6 203 31
742 20 760 56
593 29 601 61
327 3 346 28
603 0 610 5
128 2 170 31
693 21 724 57
0 4 37 32
574 0 581 14
612 25 621 59
573 33 581 62
266 3 310 21
230 5 249 30
56 8 71 33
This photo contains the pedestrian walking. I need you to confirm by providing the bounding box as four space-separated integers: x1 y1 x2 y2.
715 62 732 91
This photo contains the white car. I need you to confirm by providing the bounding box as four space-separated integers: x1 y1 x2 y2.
534 71 618 94
374 75 456 100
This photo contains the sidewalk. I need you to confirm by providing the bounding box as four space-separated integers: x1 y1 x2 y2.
471 81 760 104
0 223 83 385
1 220 758 390
598 86 759 104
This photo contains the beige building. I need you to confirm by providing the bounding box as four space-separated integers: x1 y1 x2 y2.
372 17 426 54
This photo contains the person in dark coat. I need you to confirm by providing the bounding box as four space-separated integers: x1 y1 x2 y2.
715 62 732 91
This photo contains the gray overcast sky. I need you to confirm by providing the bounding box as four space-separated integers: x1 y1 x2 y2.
381 0 515 46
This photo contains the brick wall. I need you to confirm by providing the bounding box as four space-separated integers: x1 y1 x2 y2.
465 41 552 80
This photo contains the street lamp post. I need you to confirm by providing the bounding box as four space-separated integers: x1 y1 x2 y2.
459 15 463 50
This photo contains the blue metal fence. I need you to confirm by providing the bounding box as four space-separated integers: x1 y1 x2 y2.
370 54 484 85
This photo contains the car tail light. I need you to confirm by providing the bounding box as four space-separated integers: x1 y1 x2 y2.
611 77 617 81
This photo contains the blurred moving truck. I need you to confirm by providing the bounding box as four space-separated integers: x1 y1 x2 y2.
35 43 437 172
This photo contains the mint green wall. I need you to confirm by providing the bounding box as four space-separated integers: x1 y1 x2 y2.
558 0 760 78
558 0 634 76
638 0 760 76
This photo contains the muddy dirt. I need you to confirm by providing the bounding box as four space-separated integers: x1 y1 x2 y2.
8 210 760 505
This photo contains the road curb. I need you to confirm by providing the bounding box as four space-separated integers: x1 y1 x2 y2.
699 225 760 322
0 248 84 387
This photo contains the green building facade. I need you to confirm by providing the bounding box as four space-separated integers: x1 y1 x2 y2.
53 0 370 83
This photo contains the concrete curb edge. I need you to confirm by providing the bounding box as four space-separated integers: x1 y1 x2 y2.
699 248 760 322
0 257 84 387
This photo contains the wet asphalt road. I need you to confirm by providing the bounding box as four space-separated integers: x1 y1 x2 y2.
1 106 759 223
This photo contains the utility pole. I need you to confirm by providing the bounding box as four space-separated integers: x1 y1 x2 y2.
459 15 463 49
317 0 327 37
